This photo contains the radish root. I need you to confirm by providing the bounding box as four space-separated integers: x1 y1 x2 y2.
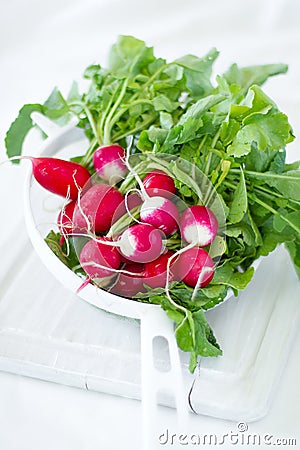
57 186 72 255
73 171 92 233
124 138 150 202
124 188 144 226
191 266 214 301
164 241 198 331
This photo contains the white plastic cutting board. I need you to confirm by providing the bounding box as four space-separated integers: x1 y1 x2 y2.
0 223 299 422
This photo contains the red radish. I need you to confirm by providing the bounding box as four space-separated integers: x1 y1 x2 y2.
180 205 218 247
124 152 179 234
120 252 140 265
73 183 124 233
140 196 179 235
144 250 177 289
28 157 91 199
175 247 214 287
57 200 77 238
117 224 165 263
93 144 127 184
110 262 146 298
143 170 176 199
80 239 121 280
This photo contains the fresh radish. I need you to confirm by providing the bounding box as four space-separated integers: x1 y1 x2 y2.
140 195 179 235
119 253 139 265
19 157 91 199
124 153 179 235
80 238 121 280
109 262 146 298
139 195 179 236
180 205 218 247
73 183 124 233
93 144 127 184
143 170 177 199
57 200 77 238
175 247 214 287
144 250 177 289
117 223 164 263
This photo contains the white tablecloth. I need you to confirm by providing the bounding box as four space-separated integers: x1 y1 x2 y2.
0 1 299 449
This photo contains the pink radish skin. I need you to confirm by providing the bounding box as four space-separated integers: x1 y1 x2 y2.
175 247 214 288
120 253 138 265
143 170 176 199
118 224 164 263
73 183 124 233
80 239 121 279
93 144 127 184
110 263 146 298
144 251 177 289
30 157 91 199
180 205 218 246
140 196 179 235
124 155 179 233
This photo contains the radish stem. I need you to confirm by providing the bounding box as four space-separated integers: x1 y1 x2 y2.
124 139 150 202
103 79 128 145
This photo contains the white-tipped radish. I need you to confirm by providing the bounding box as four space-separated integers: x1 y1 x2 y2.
124 150 179 234
180 205 218 247
117 224 165 263
93 144 127 184
140 196 179 235
175 247 214 288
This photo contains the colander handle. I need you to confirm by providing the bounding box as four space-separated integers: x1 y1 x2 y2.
140 307 188 449
31 112 63 136
30 112 86 157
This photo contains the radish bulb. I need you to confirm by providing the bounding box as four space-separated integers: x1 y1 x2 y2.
109 262 146 298
140 196 179 235
144 250 177 289
93 144 128 184
80 239 121 280
117 224 164 263
124 150 179 235
73 183 124 233
142 169 177 199
163 205 218 303
7 156 91 199
175 247 214 288
180 205 218 247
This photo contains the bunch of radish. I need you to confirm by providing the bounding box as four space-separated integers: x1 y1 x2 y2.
23 143 219 299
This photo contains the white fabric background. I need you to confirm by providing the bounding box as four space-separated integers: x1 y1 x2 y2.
0 1 300 449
